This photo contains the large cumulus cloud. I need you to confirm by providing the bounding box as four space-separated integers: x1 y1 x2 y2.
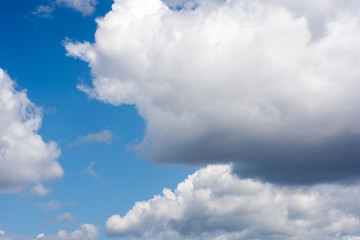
66 0 360 183
0 69 63 193
106 164 360 240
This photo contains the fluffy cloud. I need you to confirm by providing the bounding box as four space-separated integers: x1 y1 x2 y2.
37 224 98 240
66 0 360 183
106 164 360 239
0 69 63 193
56 0 97 15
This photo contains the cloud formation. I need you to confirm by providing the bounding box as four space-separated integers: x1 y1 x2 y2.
68 130 112 148
36 200 62 211
32 5 55 18
56 0 97 15
85 161 99 178
65 0 360 183
54 212 78 224
0 69 63 193
106 164 360 239
37 224 98 240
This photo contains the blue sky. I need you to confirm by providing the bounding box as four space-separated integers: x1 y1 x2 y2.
0 1 193 239
1 0 360 239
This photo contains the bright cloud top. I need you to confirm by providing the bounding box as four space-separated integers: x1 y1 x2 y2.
0 69 63 194
66 0 360 183
106 164 360 240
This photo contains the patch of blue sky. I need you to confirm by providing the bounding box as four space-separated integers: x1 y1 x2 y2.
0 0 194 238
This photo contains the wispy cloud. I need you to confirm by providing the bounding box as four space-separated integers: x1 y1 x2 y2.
36 200 76 212
69 130 112 148
32 5 55 18
56 0 97 16
48 212 79 225
85 161 99 179
31 184 51 196
36 200 61 211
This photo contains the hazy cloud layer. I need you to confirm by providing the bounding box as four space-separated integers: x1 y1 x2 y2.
106 164 360 240
68 130 112 148
0 69 63 193
56 0 97 15
65 0 360 183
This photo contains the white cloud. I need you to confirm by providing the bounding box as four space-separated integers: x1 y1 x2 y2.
56 0 97 15
36 200 62 211
36 233 45 239
32 5 55 18
31 183 52 196
65 0 360 183
39 224 99 240
68 130 112 148
55 212 78 224
85 161 99 178
0 69 63 193
0 230 13 240
106 164 360 239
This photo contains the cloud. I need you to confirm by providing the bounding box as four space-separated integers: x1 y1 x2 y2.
56 0 97 15
68 130 112 148
37 224 99 240
85 161 99 178
36 200 62 211
31 184 52 196
55 212 78 224
0 69 63 193
0 230 14 240
65 0 360 184
32 5 55 18
36 233 45 239
105 164 360 239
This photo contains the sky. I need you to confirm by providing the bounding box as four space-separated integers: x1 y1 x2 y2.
1 0 360 239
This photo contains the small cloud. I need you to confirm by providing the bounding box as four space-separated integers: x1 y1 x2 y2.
36 200 61 211
85 161 99 179
36 233 45 239
56 0 97 16
32 5 55 18
55 212 78 224
69 130 112 148
37 224 99 240
31 184 51 196
0 230 5 235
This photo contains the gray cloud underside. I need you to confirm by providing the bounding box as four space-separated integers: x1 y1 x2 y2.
66 0 360 184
